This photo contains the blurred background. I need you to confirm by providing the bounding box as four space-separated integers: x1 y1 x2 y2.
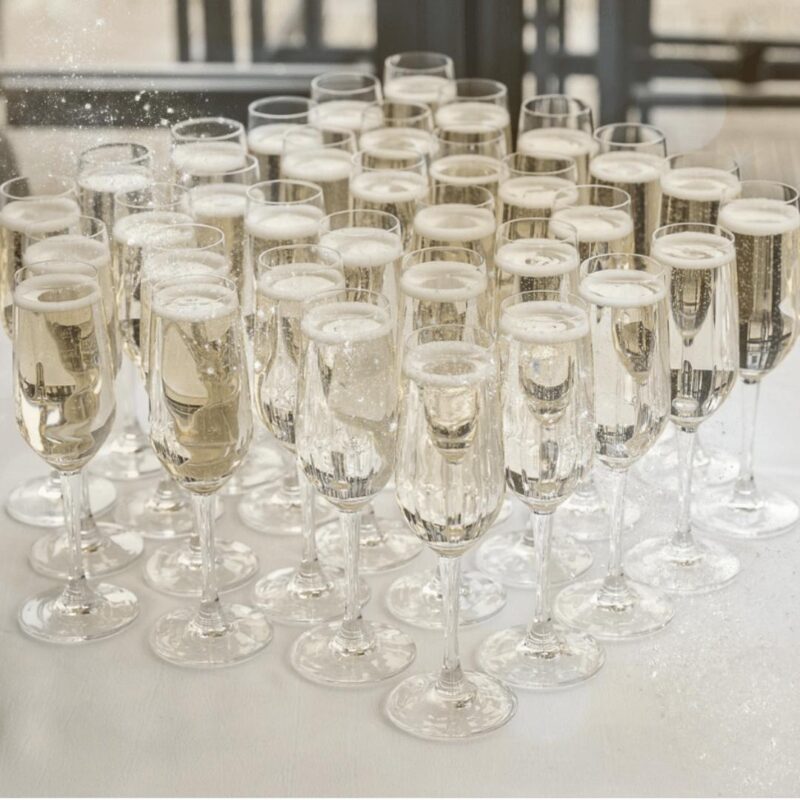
1 0 799 181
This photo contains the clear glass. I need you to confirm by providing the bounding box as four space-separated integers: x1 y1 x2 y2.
247 96 317 182
281 126 356 215
387 324 515 738
517 94 596 183
435 78 512 153
499 152 578 223
250 244 357 624
360 100 435 164
478 291 604 688
383 52 455 109
590 123 668 255
555 253 674 638
625 224 741 594
148 274 271 667
291 290 415 685
169 116 248 181
694 181 800 540
13 266 138 642
309 72 383 137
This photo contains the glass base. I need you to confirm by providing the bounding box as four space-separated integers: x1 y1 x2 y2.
19 582 139 643
6 474 116 528
478 624 605 689
253 566 370 626
219 445 284 496
29 522 143 579
151 604 272 668
316 515 423 574
238 483 335 535
475 529 593 588
636 438 740 492
144 539 259 597
625 536 741 595
90 428 161 481
114 483 222 540
554 577 674 639
385 569 506 629
291 619 416 686
555 494 641 543
385 670 517 740
694 484 800 540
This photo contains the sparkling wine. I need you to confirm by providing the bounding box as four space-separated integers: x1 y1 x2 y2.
435 102 512 152
551 204 634 263
412 203 496 267
499 175 575 223
281 148 352 215
77 166 151 239
495 238 579 306
359 126 434 160
517 128 596 184
384 75 455 108
247 123 295 182
660 166 741 226
170 141 248 181
245 203 324 267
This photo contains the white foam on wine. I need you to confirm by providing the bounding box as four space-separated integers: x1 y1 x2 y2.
113 211 194 247
77 167 152 195
359 127 434 159
257 264 345 302
429 154 503 186
495 239 579 277
660 166 741 202
651 230 735 270
500 300 589 343
589 151 666 184
189 184 248 219
309 100 370 132
24 235 110 270
320 227 403 269
384 75 455 106
302 302 394 344
144 251 230 286
517 128 596 160
281 148 353 183
413 204 496 243
435 102 510 133
14 272 100 312
245 204 324 241
499 175 574 211
152 282 238 322
580 268 666 308
400 260 488 302
551 206 634 243
0 198 81 235
248 124 296 156
349 170 429 204
718 198 800 237
404 339 492 388
171 142 248 176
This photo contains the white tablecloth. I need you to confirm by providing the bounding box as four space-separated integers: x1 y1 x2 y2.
0 337 799 798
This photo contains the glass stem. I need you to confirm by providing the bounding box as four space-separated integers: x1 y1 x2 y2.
281 454 300 496
296 463 326 587
671 427 697 550
79 472 101 547
191 493 227 635
118 357 140 435
60 470 94 609
732 380 761 503
360 502 386 547
333 508 372 654
436 554 468 697
599 468 632 598
522 510 559 655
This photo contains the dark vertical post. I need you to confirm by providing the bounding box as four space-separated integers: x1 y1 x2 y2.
176 0 190 62
597 0 630 124
304 0 323 55
250 0 266 62
202 0 234 62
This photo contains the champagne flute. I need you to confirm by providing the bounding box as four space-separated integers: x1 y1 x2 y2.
476 220 594 587
349 150 429 249
435 78 512 154
148 273 271 666
478 292 605 688
14 265 138 642
309 72 383 138
247 96 317 182
637 151 743 492
387 246 506 628
387 324 516 738
360 100 435 162
170 116 248 180
499 152 578 224
313 210 423 573
23 216 144 578
693 182 800 540
281 126 356 215
1 174 116 527
251 244 362 623
382 51 455 109
626 223 741 593
517 94 596 183
590 123 668 256
291 289 416 685
554 253 674 638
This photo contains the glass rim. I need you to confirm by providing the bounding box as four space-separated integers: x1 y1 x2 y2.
417 182 496 211
15 259 100 287
352 148 428 172
502 151 578 178
78 141 152 169
180 153 260 180
149 273 239 320
27 213 108 244
434 126 506 146
256 242 343 272
520 94 593 120
171 116 245 142
499 288 588 317
311 71 381 97
300 286 392 313
401 244 486 270
593 122 667 150
733 179 799 205
553 183 632 211
384 51 454 74
666 150 740 174
580 251 666 281
652 221 736 244
0 174 76 201
113 181 187 211
319 208 402 237
403 322 494 352
440 77 508 103
246 179 324 206
362 99 434 127
496 216 578 241
146 222 226 254
282 124 356 152
247 95 317 122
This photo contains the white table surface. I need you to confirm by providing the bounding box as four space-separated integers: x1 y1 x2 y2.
0 336 799 798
